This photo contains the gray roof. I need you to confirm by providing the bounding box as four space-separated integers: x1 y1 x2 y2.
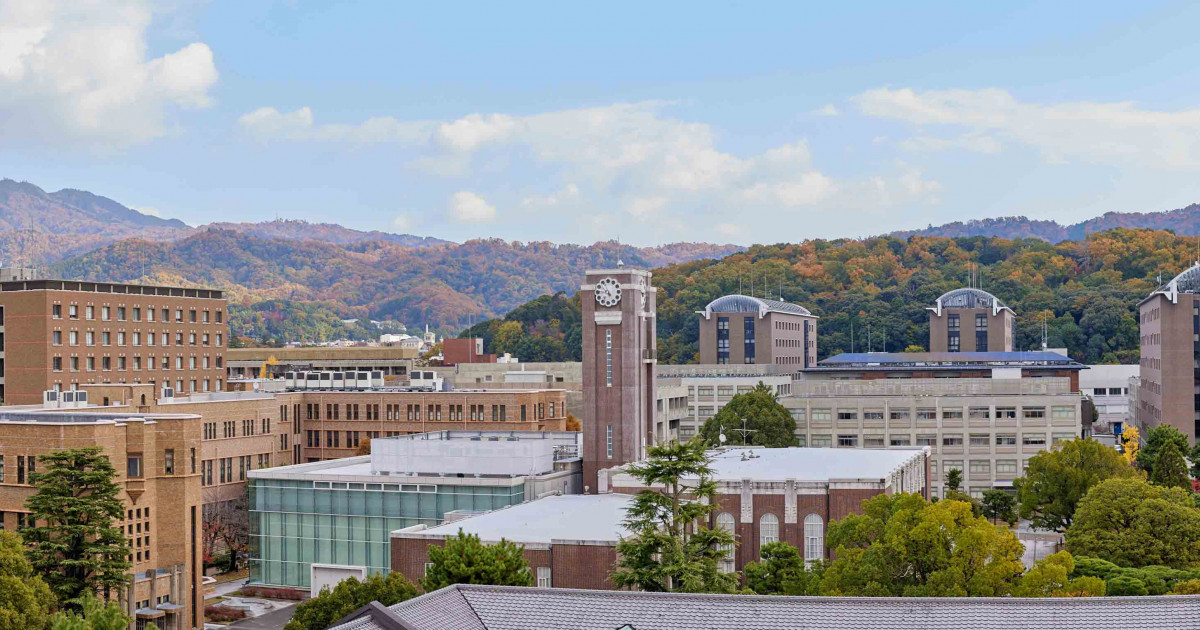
1145 262 1200 304
930 287 1012 315
812 351 1085 371
330 584 1200 630
700 294 814 318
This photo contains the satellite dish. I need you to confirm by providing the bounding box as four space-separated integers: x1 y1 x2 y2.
719 434 727 443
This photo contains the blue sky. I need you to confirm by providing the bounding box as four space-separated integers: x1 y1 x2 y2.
4 1 1200 245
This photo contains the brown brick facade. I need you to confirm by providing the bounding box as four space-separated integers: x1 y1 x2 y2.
390 536 618 590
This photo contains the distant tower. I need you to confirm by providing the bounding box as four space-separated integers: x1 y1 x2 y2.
927 288 1014 353
581 267 657 491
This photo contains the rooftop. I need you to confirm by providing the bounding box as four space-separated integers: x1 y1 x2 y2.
0 278 222 299
1145 262 1200 304
929 287 1012 316
698 294 815 319
329 584 1200 630
394 494 633 545
811 351 1085 371
0 410 198 424
702 446 925 482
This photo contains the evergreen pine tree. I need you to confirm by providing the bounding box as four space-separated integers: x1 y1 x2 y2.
23 447 131 604
1150 440 1191 491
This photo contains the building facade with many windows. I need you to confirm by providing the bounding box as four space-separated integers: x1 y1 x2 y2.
697 295 817 372
0 278 227 404
655 364 793 443
1138 263 1200 443
927 288 1014 353
785 352 1085 498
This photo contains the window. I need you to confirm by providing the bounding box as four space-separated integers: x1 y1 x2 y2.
975 313 988 351
889 409 910 420
916 408 937 420
605 330 612 387
606 425 613 458
837 435 858 447
995 407 1017 420
995 460 1019 475
969 407 991 420
864 435 885 448
942 434 963 446
536 567 551 588
1023 407 1045 419
1022 433 1047 446
810 409 832 421
969 460 990 475
810 434 832 447
863 410 884 421
1051 406 1076 420
804 514 824 566
760 513 779 546
52 304 62 318
52 330 62 345
941 408 963 420
889 435 911 446
716 512 736 573
164 449 174 475
947 313 960 352
743 316 756 364
916 434 937 446
969 434 990 446
127 455 143 479
837 410 858 421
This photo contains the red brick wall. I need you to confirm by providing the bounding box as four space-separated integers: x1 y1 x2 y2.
391 536 618 590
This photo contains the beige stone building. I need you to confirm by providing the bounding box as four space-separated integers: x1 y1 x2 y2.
0 278 228 405
697 295 817 372
786 351 1086 498
927 288 1014 353
226 346 417 380
0 409 203 630
655 364 793 443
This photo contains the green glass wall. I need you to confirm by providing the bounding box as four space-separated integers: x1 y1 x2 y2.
248 477 526 588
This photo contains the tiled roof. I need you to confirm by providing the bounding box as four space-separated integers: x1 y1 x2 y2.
329 585 1200 630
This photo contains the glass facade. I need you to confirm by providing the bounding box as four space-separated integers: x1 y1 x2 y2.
248 477 526 588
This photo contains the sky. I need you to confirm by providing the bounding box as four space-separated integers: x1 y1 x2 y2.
4 1 1200 246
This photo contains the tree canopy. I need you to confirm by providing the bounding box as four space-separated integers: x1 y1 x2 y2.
821 493 1025 597
610 439 739 593
0 530 55 630
698 383 796 448
48 592 130 630
1149 440 1191 491
285 573 419 630
1134 424 1189 472
419 531 533 592
23 448 130 603
743 541 823 596
1066 477 1200 568
1013 438 1137 532
1011 551 1105 598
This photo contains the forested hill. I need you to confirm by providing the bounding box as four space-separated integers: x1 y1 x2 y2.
892 203 1200 242
49 230 742 343
462 228 1195 365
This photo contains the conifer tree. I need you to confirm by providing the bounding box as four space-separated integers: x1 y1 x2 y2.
419 531 532 592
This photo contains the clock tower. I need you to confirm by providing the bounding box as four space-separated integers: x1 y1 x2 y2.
581 266 657 491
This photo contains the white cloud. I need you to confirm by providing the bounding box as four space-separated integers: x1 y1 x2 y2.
812 104 840 116
0 0 218 147
392 213 414 232
521 183 580 208
742 172 836 207
627 196 668 218
715 223 745 238
237 107 435 144
855 87 1200 166
447 191 496 224
131 206 162 217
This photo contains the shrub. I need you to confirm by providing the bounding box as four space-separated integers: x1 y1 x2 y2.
204 605 248 622
1106 575 1149 596
1171 579 1200 595
237 586 307 600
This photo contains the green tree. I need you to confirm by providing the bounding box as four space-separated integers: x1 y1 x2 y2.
698 383 796 448
820 493 1025 596
1012 551 1104 597
48 592 130 630
981 490 1017 526
419 531 533 592
743 541 823 595
1065 477 1200 568
284 573 419 630
1135 424 1190 472
1013 438 1137 532
610 439 739 593
1189 442 1200 481
1150 440 1191 491
1105 575 1149 596
945 468 963 493
23 448 130 603
1170 579 1200 595
0 530 55 630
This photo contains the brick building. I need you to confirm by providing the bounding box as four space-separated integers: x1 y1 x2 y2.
390 494 631 590
605 447 928 573
0 277 227 405
442 337 496 366
697 294 818 372
1138 263 1200 443
927 288 1015 353
0 409 203 630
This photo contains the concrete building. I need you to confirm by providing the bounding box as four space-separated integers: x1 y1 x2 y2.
226 346 416 381
605 447 928 571
0 277 228 404
1081 364 1138 443
436 361 583 420
0 409 203 629
1138 263 1200 443
654 364 793 444
328 584 1200 630
928 288 1015 353
391 494 633 590
580 268 657 491
247 430 582 592
697 294 817 372
787 351 1086 498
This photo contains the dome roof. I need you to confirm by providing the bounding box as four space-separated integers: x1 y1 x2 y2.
929 288 1012 316
1148 262 1200 304
699 294 814 319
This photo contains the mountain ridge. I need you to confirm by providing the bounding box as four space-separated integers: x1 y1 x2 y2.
891 202 1200 241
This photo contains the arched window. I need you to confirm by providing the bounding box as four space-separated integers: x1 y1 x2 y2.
804 514 824 565
715 512 736 573
759 513 779 547
140 394 147 405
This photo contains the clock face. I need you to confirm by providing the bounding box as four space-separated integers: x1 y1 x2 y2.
595 277 622 307
638 277 648 311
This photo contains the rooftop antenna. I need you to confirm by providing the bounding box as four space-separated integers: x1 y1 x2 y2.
1041 313 1048 351
850 319 854 354
739 275 743 295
